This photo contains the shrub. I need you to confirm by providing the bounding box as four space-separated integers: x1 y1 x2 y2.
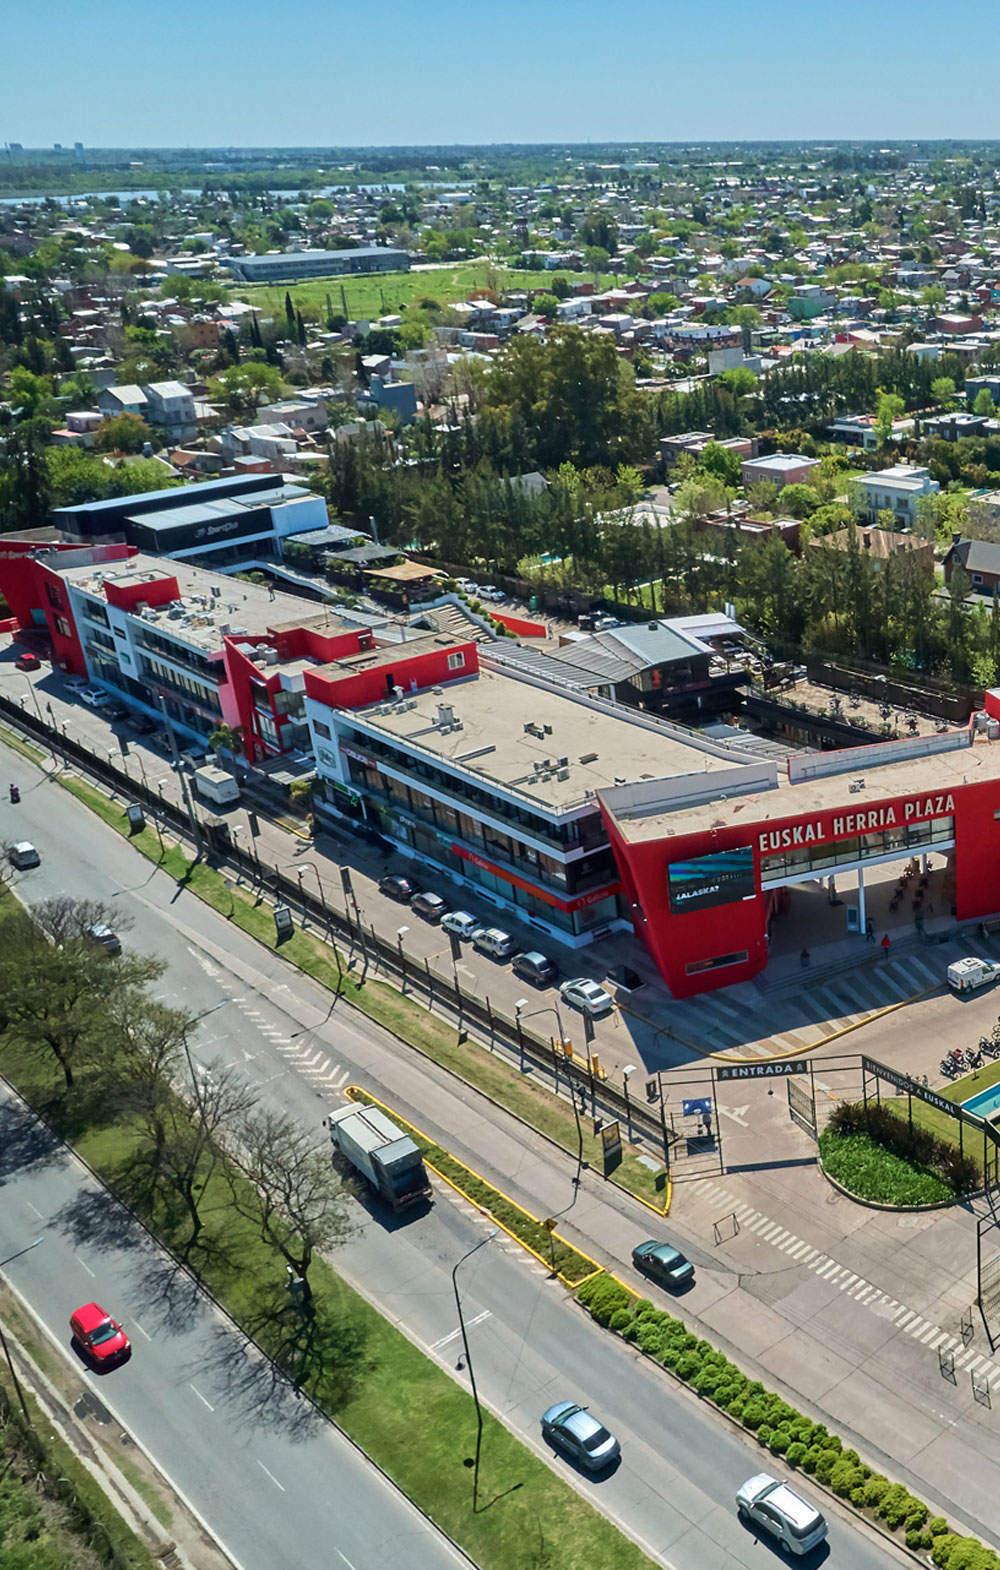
742 1400 767 1431
830 1458 864 1497
905 1502 929 1531
658 1346 680 1371
756 1424 772 1448
785 1441 807 1468
929 1517 950 1538
907 1529 925 1550
801 1447 821 1474
814 1449 839 1484
608 1307 633 1332
636 1323 664 1356
632 1298 657 1318
675 1351 701 1382
769 1429 791 1455
932 1535 960 1567
694 1366 722 1398
861 1475 890 1509
581 1276 631 1325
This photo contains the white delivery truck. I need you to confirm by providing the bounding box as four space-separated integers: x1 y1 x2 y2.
192 765 241 809
328 1103 432 1211
947 956 1000 993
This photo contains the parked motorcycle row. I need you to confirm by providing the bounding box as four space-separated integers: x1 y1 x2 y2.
940 1027 1000 1077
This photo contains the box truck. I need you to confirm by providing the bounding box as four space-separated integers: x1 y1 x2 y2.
193 765 241 809
328 1103 432 1211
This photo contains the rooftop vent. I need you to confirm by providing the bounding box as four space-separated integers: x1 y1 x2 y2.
648 621 658 631
579 751 598 765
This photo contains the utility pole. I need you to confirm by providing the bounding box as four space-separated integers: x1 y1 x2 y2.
156 695 202 852
452 1230 497 1511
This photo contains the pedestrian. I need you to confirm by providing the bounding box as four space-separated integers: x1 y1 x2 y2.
800 947 810 968
881 933 891 958
865 917 875 943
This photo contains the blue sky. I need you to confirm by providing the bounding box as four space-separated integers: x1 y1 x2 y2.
5 0 998 148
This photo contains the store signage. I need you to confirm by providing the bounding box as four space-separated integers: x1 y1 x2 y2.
758 792 955 854
861 1057 969 1117
716 1060 809 1081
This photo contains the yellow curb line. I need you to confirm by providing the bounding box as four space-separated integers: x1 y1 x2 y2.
345 1085 604 1288
620 979 940 1067
625 1174 672 1217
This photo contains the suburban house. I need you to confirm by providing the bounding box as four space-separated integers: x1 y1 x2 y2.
740 453 822 490
854 465 939 527
827 413 915 451
143 381 197 441
810 526 934 575
925 412 1000 442
943 536 1000 596
97 384 148 421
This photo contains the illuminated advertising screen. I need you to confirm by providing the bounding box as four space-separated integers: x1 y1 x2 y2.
667 847 756 914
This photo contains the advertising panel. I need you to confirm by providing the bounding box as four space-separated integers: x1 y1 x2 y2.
667 846 755 914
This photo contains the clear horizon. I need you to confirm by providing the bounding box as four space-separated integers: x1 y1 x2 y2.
6 0 999 149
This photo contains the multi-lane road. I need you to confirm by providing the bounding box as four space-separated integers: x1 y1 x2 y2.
0 743 920 1569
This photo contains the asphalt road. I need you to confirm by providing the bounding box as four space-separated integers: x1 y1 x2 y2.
0 1090 466 1570
0 746 912 1570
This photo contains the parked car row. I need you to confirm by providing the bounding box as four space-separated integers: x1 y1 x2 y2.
376 874 614 1013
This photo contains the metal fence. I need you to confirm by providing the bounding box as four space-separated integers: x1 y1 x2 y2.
0 693 672 1160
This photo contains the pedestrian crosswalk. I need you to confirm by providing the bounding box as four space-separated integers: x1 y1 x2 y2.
644 946 960 1059
699 1179 998 1383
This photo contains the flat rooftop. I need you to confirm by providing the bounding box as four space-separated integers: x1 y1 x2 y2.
348 668 734 812
610 731 1000 844
51 551 349 656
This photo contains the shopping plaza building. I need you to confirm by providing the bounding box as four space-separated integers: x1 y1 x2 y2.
4 536 1000 993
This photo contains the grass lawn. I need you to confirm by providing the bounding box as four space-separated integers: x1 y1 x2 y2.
238 260 612 323
56 771 671 1212
0 1005 655 1570
874 1076 998 1178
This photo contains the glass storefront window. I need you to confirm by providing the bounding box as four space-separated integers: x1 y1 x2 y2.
760 816 954 884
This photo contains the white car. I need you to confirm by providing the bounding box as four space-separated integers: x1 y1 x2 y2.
79 686 108 707
736 1474 828 1556
455 579 479 594
64 675 89 692
440 910 483 940
479 586 505 602
560 977 614 1017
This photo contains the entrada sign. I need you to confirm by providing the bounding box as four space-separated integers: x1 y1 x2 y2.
716 1060 809 1081
758 793 955 854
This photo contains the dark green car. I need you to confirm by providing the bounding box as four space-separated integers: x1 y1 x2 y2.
632 1239 695 1289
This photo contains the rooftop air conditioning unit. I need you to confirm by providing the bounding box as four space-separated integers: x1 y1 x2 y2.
557 768 569 781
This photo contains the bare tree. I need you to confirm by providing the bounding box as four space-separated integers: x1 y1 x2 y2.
107 996 257 1246
30 896 131 948
225 1107 353 1303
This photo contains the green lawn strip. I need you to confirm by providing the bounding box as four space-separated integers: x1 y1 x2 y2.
0 1041 655 1570
1 1382 164 1570
574 1276 975 1563
818 1129 952 1205
54 772 670 1210
881 1091 990 1178
348 1089 599 1286
0 720 47 764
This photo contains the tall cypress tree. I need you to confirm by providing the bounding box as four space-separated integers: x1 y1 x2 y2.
284 291 295 338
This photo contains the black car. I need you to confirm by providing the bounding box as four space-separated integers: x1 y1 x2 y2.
104 702 130 722
512 950 558 986
378 874 416 903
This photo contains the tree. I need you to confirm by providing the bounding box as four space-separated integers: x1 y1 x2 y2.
931 375 957 408
93 411 152 453
225 1106 353 1303
974 387 996 417
6 367 54 419
698 441 741 489
0 908 164 1090
0 422 52 532
778 482 821 520
208 723 243 757
532 292 560 320
874 390 905 445
583 245 610 277
209 361 283 415
284 291 296 338
719 365 757 398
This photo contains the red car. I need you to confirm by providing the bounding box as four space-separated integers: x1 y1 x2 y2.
69 1302 130 1364
15 652 40 672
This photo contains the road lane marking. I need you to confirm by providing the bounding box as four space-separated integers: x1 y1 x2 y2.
256 1460 285 1491
431 1309 491 1350
336 1553 358 1570
25 1201 43 1219
132 1320 151 1341
189 1383 215 1411
76 1257 95 1277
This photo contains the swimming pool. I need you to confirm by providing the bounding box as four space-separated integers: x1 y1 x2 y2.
961 1084 1000 1120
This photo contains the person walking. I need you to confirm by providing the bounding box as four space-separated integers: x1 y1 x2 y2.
865 917 875 942
881 933 892 959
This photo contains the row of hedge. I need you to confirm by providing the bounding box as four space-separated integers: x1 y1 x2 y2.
827 1100 979 1197
578 1275 1000 1569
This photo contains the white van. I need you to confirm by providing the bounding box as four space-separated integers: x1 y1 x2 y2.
473 927 517 960
193 765 241 809
948 957 1000 993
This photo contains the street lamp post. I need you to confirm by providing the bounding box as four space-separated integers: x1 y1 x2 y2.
452 1228 497 1511
397 926 409 994
515 999 584 1185
0 1237 42 1425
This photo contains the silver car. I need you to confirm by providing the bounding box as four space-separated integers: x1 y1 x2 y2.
541 1401 620 1472
441 910 483 940
559 977 614 1016
736 1474 828 1555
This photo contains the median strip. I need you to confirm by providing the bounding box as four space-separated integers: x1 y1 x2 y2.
347 1087 603 1287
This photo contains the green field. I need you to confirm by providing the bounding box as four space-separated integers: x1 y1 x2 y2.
237 260 611 322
